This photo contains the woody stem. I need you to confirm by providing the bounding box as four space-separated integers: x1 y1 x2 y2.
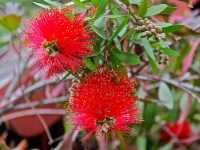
96 128 108 150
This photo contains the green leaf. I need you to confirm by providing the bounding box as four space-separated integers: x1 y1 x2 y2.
141 38 158 71
93 15 105 28
110 53 123 69
143 103 157 129
73 0 85 8
154 41 178 57
129 0 140 5
173 40 190 70
161 6 176 14
33 2 50 9
0 25 10 37
160 47 178 57
91 26 106 39
112 50 140 65
114 38 122 50
155 40 178 57
145 4 168 17
84 58 96 71
124 0 130 5
162 24 183 33
43 0 60 6
138 0 149 17
157 22 172 28
159 82 174 109
159 143 173 150
93 55 103 65
110 3 122 16
110 17 128 41
0 41 9 49
136 136 146 150
141 38 155 61
91 0 99 6
0 15 21 32
147 55 159 72
95 0 108 18
64 1 74 6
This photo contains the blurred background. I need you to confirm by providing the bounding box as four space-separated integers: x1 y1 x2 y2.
0 0 200 150
0 0 70 149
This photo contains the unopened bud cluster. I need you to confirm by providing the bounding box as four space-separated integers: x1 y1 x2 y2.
134 16 165 40
155 49 169 65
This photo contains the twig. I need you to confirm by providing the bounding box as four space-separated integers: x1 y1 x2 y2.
3 35 32 101
55 127 79 150
0 96 67 115
0 79 59 115
132 61 148 75
50 135 64 145
0 53 32 113
14 96 68 110
160 122 187 149
96 129 108 150
178 94 192 124
3 54 29 100
10 34 21 58
0 108 66 124
24 96 54 145
135 74 200 92
162 125 182 147
113 0 128 14
135 74 200 103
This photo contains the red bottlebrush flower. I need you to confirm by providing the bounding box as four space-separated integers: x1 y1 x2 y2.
69 69 139 133
25 9 91 77
160 120 191 142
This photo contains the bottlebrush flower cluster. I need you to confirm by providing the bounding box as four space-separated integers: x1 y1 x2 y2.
69 69 139 133
25 9 91 77
160 120 191 142
25 8 139 135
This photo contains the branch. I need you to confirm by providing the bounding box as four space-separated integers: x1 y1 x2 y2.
135 74 200 103
3 53 31 100
14 96 68 110
0 96 68 115
0 79 59 115
96 129 108 150
55 127 79 150
0 108 66 124
113 0 129 13
24 96 54 144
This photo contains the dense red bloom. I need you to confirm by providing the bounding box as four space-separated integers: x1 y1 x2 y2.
160 120 191 142
25 9 91 77
69 69 139 133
